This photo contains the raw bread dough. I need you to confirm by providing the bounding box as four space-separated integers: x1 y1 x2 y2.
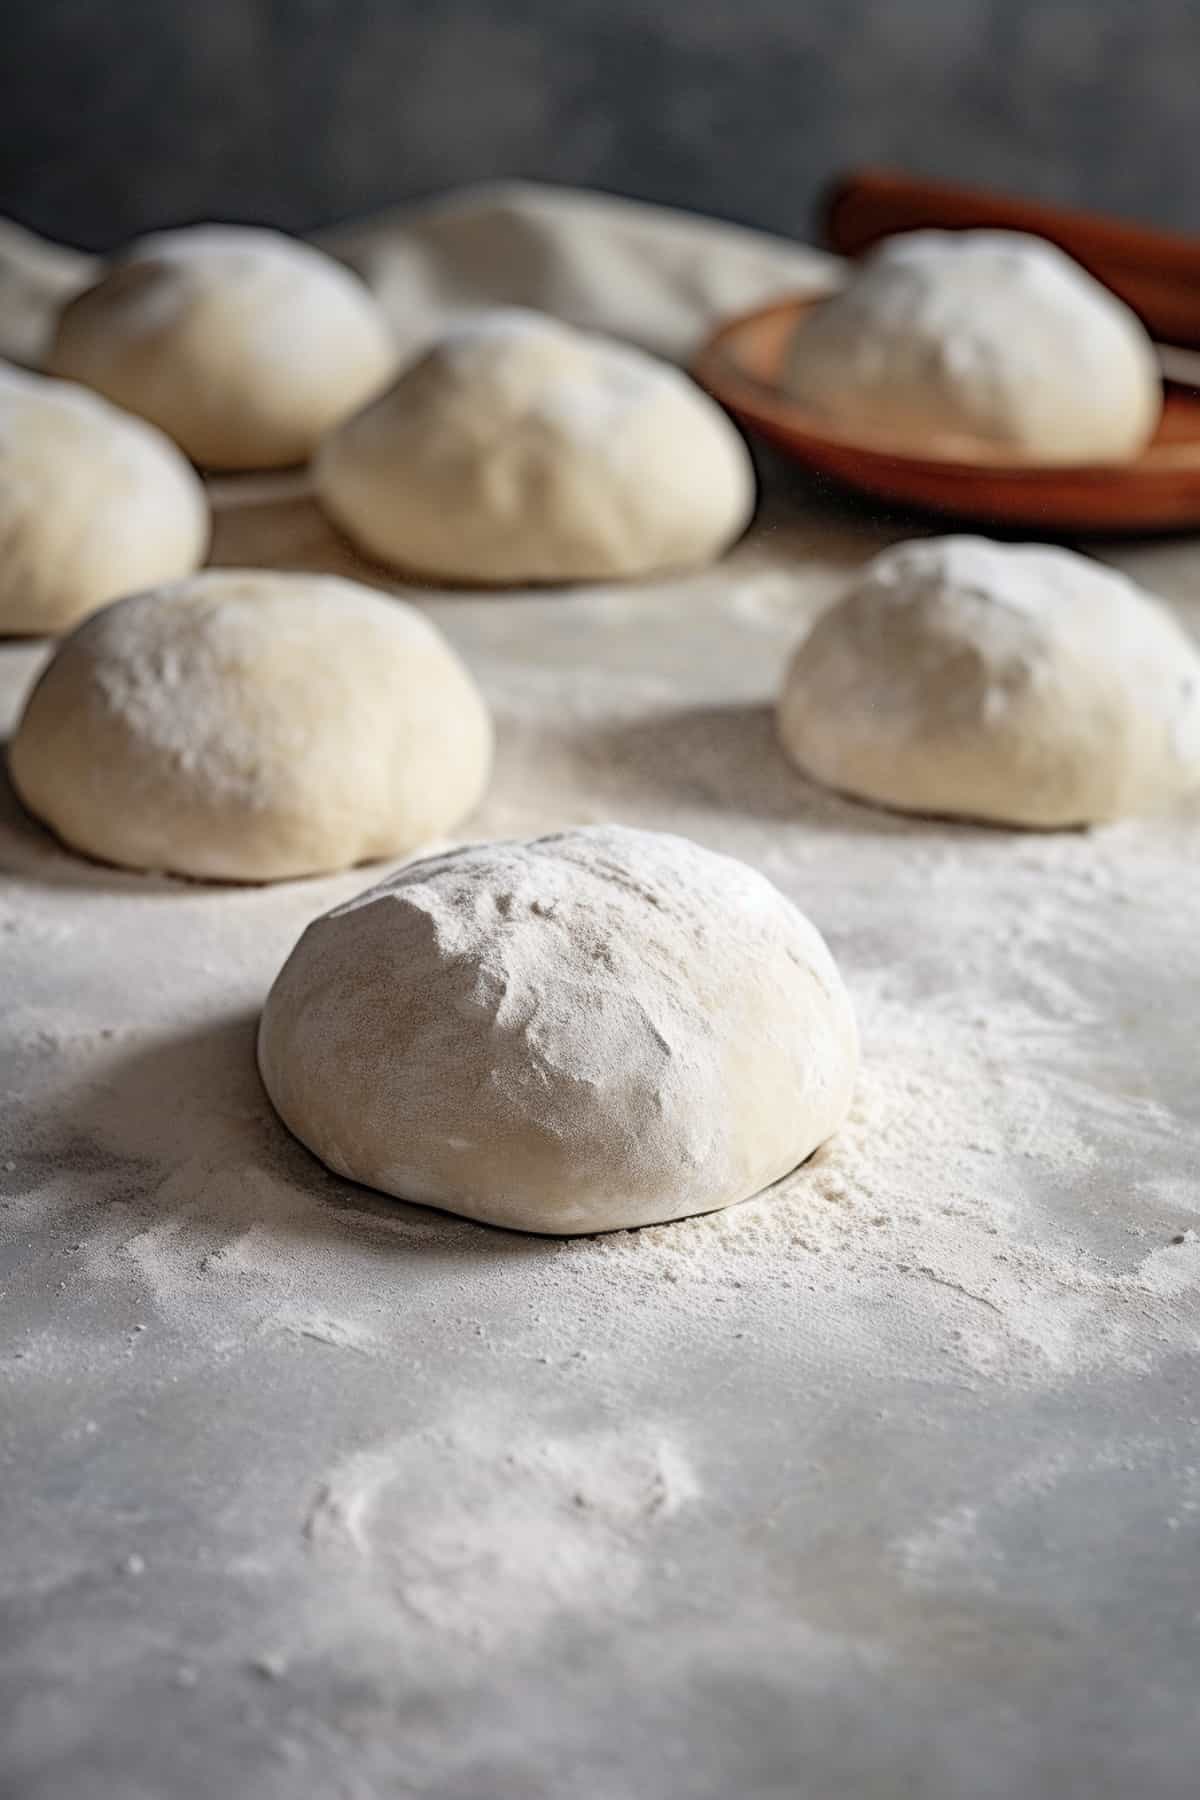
257 825 858 1234
777 535 1200 828
783 230 1160 464
0 363 208 636
45 225 397 469
314 308 756 584
9 569 492 881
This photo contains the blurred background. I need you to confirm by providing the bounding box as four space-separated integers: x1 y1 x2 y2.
3 0 1198 250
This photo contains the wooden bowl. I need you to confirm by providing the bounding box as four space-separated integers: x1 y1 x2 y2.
692 295 1200 534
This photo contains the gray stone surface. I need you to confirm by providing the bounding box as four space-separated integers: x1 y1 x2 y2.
3 0 1200 249
2 465 1200 1799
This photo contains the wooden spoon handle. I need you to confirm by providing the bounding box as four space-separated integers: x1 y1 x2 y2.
822 167 1200 349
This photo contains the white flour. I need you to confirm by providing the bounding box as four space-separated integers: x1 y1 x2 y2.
304 1417 699 1650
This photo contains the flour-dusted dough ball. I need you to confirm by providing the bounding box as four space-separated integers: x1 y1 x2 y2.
784 230 1161 464
45 225 397 469
9 570 491 881
258 825 858 1234
0 364 208 636
778 536 1200 828
314 309 756 584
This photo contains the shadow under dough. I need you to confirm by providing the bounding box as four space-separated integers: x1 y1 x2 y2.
0 750 194 894
40 1009 562 1264
576 701 923 836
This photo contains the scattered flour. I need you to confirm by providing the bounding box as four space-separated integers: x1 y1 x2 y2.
2 480 1199 1713
304 1417 698 1651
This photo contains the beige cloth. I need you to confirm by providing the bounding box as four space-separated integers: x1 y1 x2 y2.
319 179 837 360
0 216 97 366
0 179 836 371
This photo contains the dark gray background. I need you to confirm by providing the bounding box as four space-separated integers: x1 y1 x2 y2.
2 0 1197 251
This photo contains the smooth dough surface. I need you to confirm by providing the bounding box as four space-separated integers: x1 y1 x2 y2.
314 308 756 584
9 569 492 881
783 230 1161 464
45 225 397 469
778 535 1200 828
258 825 858 1234
0 363 208 636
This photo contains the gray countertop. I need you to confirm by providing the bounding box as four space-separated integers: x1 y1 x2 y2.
3 458 1199 1800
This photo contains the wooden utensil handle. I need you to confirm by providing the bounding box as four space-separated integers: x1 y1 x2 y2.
822 167 1200 349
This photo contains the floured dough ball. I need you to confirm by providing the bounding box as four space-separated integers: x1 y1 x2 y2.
778 536 1200 828
0 364 208 636
783 230 1160 463
45 225 396 469
314 308 756 584
258 825 858 1234
9 569 491 881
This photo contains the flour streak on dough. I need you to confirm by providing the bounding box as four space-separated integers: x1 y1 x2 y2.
0 363 208 635
784 230 1161 463
46 224 397 469
8 568 493 881
778 536 1200 827
258 824 858 1234
315 307 756 583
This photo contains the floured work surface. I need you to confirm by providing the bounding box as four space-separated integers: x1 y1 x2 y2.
3 193 1200 1800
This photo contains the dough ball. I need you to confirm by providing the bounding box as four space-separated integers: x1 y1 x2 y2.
9 570 491 881
258 825 858 1234
314 308 756 584
783 230 1160 464
0 364 208 636
45 225 397 469
778 536 1200 828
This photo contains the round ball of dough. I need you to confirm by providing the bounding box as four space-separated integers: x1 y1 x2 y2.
9 569 491 881
783 230 1161 464
314 308 756 584
45 225 397 470
258 825 858 1234
778 536 1200 828
0 364 208 636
